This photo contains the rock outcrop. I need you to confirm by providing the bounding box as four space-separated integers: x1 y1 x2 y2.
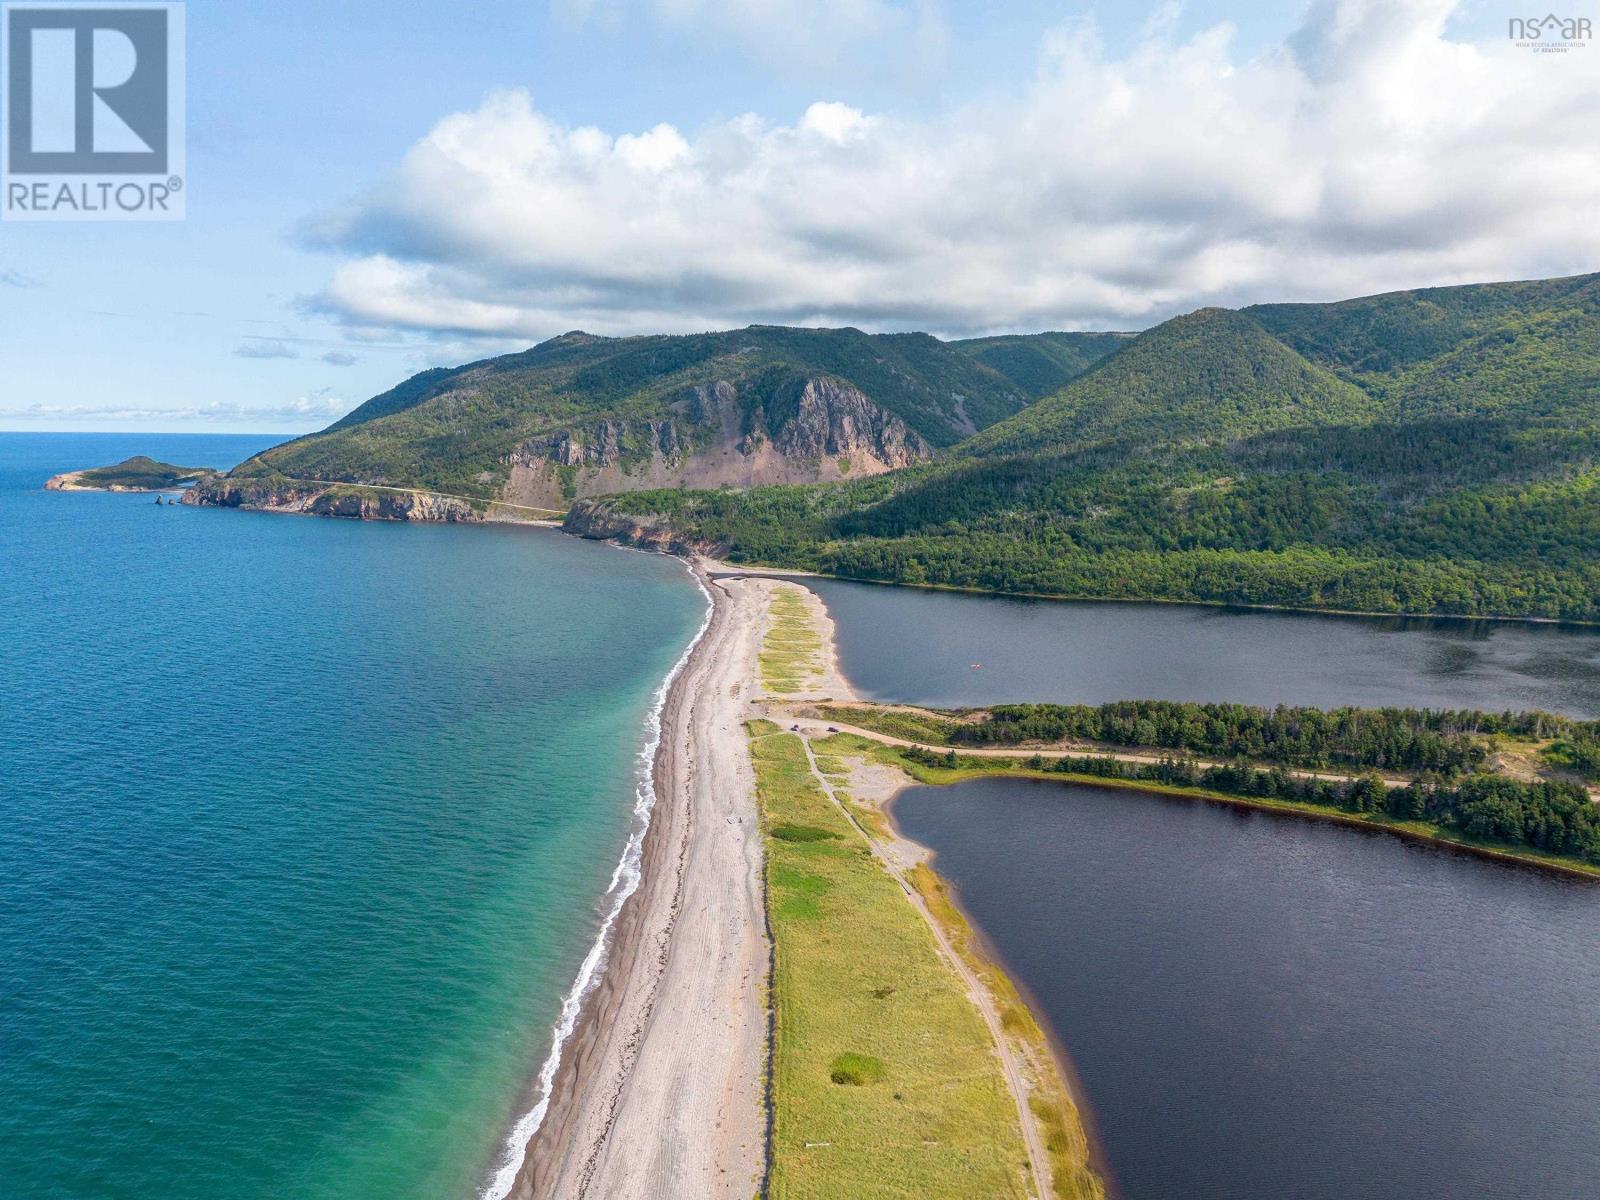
766 377 924 468
185 476 483 522
501 375 931 509
511 417 686 471
562 499 719 556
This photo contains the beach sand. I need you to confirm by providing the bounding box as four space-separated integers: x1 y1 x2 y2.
509 566 1101 1200
510 570 769 1199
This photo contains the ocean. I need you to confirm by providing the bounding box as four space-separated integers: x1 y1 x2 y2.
0 433 706 1199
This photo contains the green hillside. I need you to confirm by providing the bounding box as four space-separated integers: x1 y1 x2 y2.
582 273 1600 621
961 308 1382 457
949 331 1132 399
230 326 1044 498
201 269 1600 620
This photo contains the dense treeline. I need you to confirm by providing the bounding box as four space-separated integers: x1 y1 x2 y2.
900 746 1600 866
939 701 1591 774
587 274 1600 622
598 402 1600 620
951 331 1132 399
1546 734 1600 780
958 308 1383 457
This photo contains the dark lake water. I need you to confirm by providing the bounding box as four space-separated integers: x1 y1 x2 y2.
895 778 1600 1200
799 577 1600 716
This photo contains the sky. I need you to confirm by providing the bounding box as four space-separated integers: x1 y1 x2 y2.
1 0 1597 432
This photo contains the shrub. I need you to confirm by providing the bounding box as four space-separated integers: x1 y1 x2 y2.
829 1052 887 1086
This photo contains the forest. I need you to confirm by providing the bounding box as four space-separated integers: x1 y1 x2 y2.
584 273 1600 619
898 745 1600 866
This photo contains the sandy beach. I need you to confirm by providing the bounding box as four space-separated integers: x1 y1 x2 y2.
509 569 770 1199
503 560 1105 1200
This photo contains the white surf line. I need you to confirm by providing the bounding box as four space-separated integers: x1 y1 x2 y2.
479 563 714 1200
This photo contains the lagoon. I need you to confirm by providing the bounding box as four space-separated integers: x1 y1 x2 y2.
801 576 1600 716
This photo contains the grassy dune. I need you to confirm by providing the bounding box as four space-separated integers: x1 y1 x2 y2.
748 720 1033 1199
904 862 1104 1200
759 589 825 695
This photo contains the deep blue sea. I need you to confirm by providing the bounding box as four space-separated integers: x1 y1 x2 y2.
0 433 705 1200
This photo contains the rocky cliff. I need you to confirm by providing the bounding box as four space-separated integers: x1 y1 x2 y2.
501 375 930 508
768 377 925 466
561 499 719 556
184 476 484 522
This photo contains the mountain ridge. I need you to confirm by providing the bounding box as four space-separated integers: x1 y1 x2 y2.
194 270 1600 620
219 324 1064 505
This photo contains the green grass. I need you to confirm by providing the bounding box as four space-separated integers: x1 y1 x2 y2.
829 1052 888 1086
905 864 1104 1200
748 720 1033 1199
818 704 961 745
760 589 825 695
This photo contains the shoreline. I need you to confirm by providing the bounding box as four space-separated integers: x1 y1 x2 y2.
718 559 1600 631
860 753 1600 883
478 564 714 1199
505 565 769 1198
755 576 1108 1197
493 558 1113 1200
105 471 1598 628
875 789 1124 1196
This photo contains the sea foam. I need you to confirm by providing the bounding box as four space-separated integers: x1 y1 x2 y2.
480 563 713 1200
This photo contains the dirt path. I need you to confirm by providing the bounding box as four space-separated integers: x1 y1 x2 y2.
778 711 1413 789
794 731 1054 1200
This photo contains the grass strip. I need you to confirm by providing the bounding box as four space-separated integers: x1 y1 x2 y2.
760 589 825 694
749 720 1033 1199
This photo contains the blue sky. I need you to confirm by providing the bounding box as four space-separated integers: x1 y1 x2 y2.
0 0 1592 432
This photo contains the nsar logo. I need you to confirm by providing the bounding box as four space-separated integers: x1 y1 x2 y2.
1508 13 1592 52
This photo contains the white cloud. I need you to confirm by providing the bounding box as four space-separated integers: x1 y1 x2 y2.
311 0 1600 340
233 338 300 360
0 394 353 427
799 101 874 144
320 350 360 366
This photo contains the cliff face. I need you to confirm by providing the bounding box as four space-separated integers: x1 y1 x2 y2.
561 499 719 556
502 375 930 508
520 417 685 469
768 377 924 467
184 476 483 522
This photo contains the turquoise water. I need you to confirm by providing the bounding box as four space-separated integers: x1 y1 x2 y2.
0 434 706 1199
